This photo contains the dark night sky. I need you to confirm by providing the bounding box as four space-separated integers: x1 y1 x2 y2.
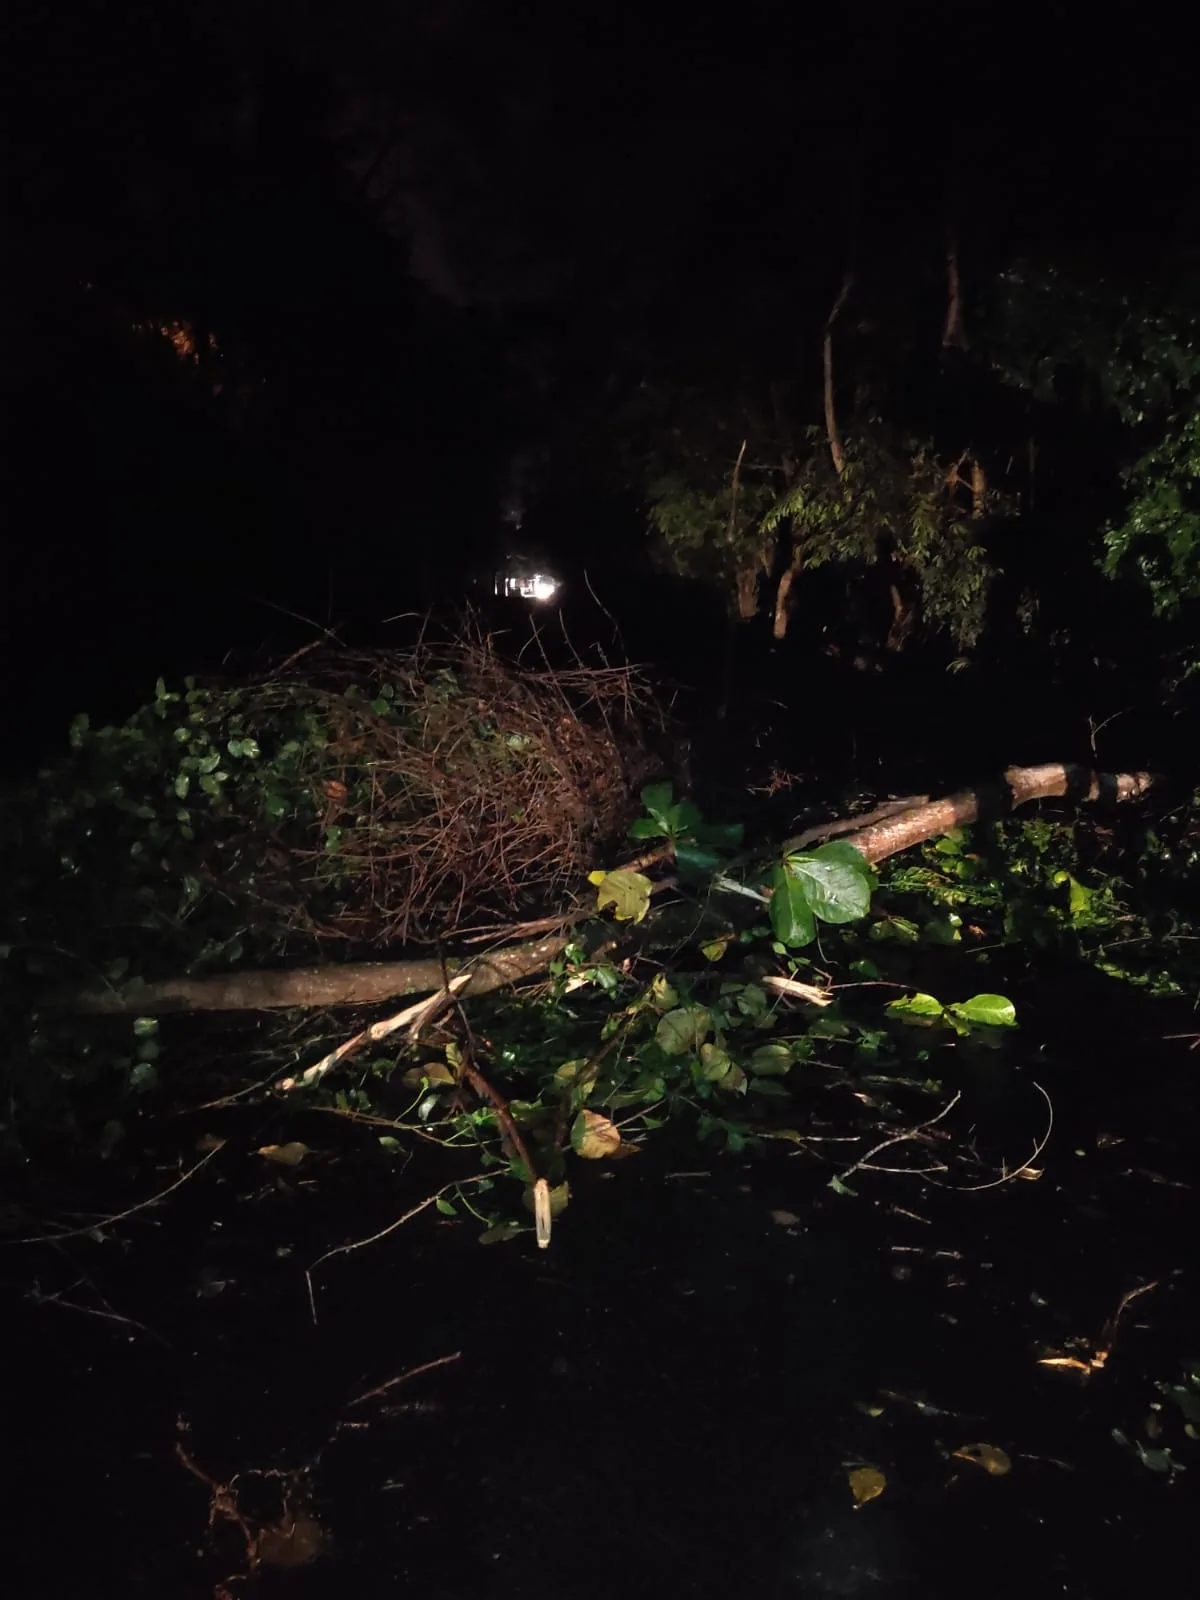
2 1 1198 743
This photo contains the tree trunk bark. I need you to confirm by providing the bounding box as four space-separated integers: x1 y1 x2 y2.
823 273 852 477
57 766 1157 1017
59 933 572 1016
942 233 968 351
786 763 1156 865
772 558 802 640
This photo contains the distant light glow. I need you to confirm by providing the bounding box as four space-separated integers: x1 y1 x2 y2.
499 571 560 603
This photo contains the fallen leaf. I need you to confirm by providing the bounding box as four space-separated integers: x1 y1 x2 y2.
953 1442 1012 1475
848 1466 886 1504
257 1142 312 1167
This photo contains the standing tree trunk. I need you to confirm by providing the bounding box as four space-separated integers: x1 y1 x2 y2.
942 231 969 351
886 581 918 652
773 273 852 643
971 458 987 518
772 558 802 640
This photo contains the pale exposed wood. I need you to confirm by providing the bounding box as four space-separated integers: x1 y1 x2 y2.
836 764 1155 866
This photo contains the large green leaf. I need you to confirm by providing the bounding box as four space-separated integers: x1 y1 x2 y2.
666 800 703 836
770 863 816 946
950 993 1018 1028
808 838 878 890
628 816 669 840
749 1043 792 1076
656 1005 713 1055
699 1042 733 1081
675 839 722 879
886 992 946 1023
640 782 674 823
783 847 872 924
695 820 745 850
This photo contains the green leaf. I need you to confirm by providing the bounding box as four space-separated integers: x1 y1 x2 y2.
675 839 721 879
649 974 678 1009
628 816 669 840
886 992 946 1023
666 800 703 836
656 1005 712 1055
640 782 674 822
783 847 872 924
695 819 745 850
132 1016 159 1038
699 1042 733 1081
749 1043 792 1076
748 1076 791 1098
733 983 768 1019
699 937 732 963
808 838 879 889
435 1196 458 1216
1067 875 1094 917
478 1222 523 1245
950 993 1018 1028
1166 1384 1200 1424
770 863 816 947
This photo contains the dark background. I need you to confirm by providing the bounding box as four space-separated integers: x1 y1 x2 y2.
3 2 1197 756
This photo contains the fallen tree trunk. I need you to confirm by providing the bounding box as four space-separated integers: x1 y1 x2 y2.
65 934 572 1016
61 763 1155 1016
810 763 1155 866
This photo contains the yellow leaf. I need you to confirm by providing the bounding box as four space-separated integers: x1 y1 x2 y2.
700 937 732 962
572 1109 622 1159
952 1442 1012 1475
848 1466 886 1504
257 1141 312 1167
592 869 653 924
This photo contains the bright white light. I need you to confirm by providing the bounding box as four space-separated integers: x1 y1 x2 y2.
501 571 559 602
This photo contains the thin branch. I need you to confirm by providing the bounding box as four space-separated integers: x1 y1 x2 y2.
276 976 471 1092
345 1351 462 1410
2 1142 225 1245
833 1091 962 1187
306 1173 495 1322
953 1081 1053 1191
